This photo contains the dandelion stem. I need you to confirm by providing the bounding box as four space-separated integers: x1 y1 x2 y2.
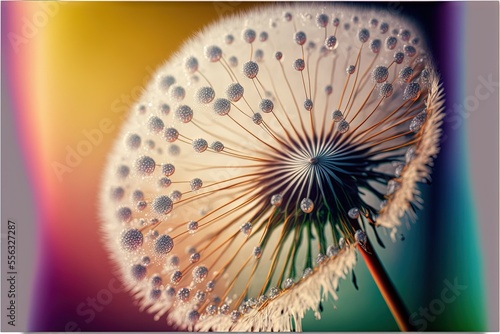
358 240 416 331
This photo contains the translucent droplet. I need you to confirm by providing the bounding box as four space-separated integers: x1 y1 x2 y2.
410 111 427 132
224 34 234 44
337 119 349 133
293 58 305 71
253 246 262 258
219 304 230 315
399 29 411 42
165 286 176 299
242 28 256 43
190 252 200 263
294 31 307 45
316 13 329 28
177 287 190 302
170 270 182 284
155 234 174 254
175 105 193 123
226 83 244 102
195 290 206 303
136 156 156 175
117 165 130 179
213 98 231 116
379 82 393 98
228 56 238 67
338 237 346 249
132 190 144 202
399 66 414 83
370 39 382 53
259 31 268 42
270 194 283 206
394 51 405 64
187 220 198 233
325 85 333 95
332 17 340 27
158 177 171 188
355 230 367 250
206 304 217 316
348 207 360 219
151 274 162 287
406 146 417 163
121 229 143 251
204 45 222 62
358 28 370 43
380 22 389 34
346 65 356 74
369 18 379 27
196 86 215 104
164 127 179 143
259 99 274 113
170 86 185 102
242 61 259 79
252 113 263 125
404 45 417 57
184 56 198 74
283 11 292 21
302 267 313 279
332 109 343 122
274 51 283 61
403 82 421 100
160 103 170 115
230 310 241 323
210 141 224 152
385 36 397 50
240 222 252 236
152 195 173 215
372 66 389 83
386 179 401 195
192 138 208 153
117 207 132 223
326 245 339 257
303 99 313 111
160 75 175 91
206 280 215 292
190 178 203 191
316 253 326 264
300 198 314 213
131 264 147 281
187 310 200 323
126 134 141 150
395 163 405 177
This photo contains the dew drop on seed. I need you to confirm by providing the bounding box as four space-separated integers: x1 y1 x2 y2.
270 193 283 206
175 105 193 123
160 75 175 91
253 246 262 258
213 98 231 116
259 31 268 42
242 28 256 43
404 45 417 57
283 278 294 289
162 163 175 177
386 179 401 195
332 17 340 27
399 66 414 83
147 117 164 133
316 253 326 264
196 86 215 104
155 234 174 254
399 29 411 41
224 34 234 45
316 13 329 28
121 229 143 251
177 287 190 302
406 146 417 163
332 109 343 122
325 85 333 95
195 290 206 303
190 252 200 263
190 178 203 191
136 156 155 176
170 86 185 102
339 237 346 249
259 99 274 113
252 113 263 125
210 141 224 152
380 22 389 34
206 304 217 315
226 83 244 102
409 111 427 132
168 144 180 156
326 245 339 257
160 103 170 115
240 222 252 236
385 36 397 50
303 99 313 111
164 127 179 142
394 51 404 64
170 270 182 284
192 138 208 153
204 45 222 62
379 82 393 98
187 220 198 233
117 207 132 223
131 264 147 281
126 134 141 150
372 66 389 83
302 267 313 279
293 58 305 71
170 190 182 202
165 286 176 299
184 56 198 74
358 28 370 43
346 65 356 74
219 304 230 315
348 207 360 219
151 274 162 287
370 39 381 53
206 280 215 292
294 31 307 45
369 18 379 28
337 119 350 133
403 82 421 101
141 256 151 266
158 177 171 188
187 310 200 323
395 163 405 177
228 56 238 67
300 198 314 213
275 51 283 61
242 61 259 79
152 195 173 215
132 190 144 201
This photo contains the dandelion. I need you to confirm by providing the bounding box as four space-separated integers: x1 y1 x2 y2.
100 3 444 331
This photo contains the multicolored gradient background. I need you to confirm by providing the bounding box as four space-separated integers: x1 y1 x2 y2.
1 1 497 332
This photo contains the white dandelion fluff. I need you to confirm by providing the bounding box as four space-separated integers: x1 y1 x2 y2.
100 3 444 331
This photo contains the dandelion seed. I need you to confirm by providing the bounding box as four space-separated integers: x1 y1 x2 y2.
101 4 444 331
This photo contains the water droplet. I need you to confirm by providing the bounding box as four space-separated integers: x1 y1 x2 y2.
177 287 190 302
240 222 252 236
302 267 313 278
300 198 314 213
213 98 231 116
152 196 173 215
164 127 179 142
131 264 147 281
184 56 198 74
196 86 215 104
135 156 156 175
121 229 143 251
190 178 203 191
117 207 132 223
410 111 427 132
372 66 389 83
293 58 305 71
338 119 349 133
242 61 259 79
294 31 307 45
204 45 222 62
379 82 393 98
348 207 360 219
242 28 256 43
155 234 174 254
192 138 208 153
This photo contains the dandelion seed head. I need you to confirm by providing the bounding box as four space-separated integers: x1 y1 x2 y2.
101 4 444 331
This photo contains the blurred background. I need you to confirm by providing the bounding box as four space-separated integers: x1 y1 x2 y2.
1 1 497 331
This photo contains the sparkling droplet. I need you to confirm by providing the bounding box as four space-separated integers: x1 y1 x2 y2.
204 45 222 62
338 237 346 249
326 245 339 257
192 138 208 153
253 246 262 258
303 99 313 111
170 190 182 202
151 274 162 287
175 105 193 123
316 13 329 28
230 310 241 322
348 207 360 219
177 287 190 302
406 146 417 163
372 66 389 83
355 229 367 249
358 28 370 43
152 195 173 215
410 111 427 132
226 83 245 102
385 36 397 50
219 304 230 315
187 220 198 233
117 207 132 223
399 66 414 83
206 304 217 316
404 45 417 57
190 178 203 191
380 22 389 34
242 28 256 43
213 98 231 116
240 222 252 236
300 198 314 213
210 141 224 152
379 82 394 98
302 267 313 279
394 51 404 64
338 119 350 133
170 270 182 284
386 179 401 195
131 264 147 281
270 194 283 206
184 56 198 74
293 58 305 71
294 31 307 45
196 86 215 104
399 29 411 41
161 163 175 177
332 109 343 122
121 229 143 251
206 280 215 292
252 113 263 125
274 51 283 61
370 39 382 53
242 61 259 79
194 290 206 303
155 234 174 254
158 177 171 188
403 82 421 100
316 253 326 264
259 99 274 113
164 127 179 142
190 252 200 263
135 156 156 175
346 65 356 74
